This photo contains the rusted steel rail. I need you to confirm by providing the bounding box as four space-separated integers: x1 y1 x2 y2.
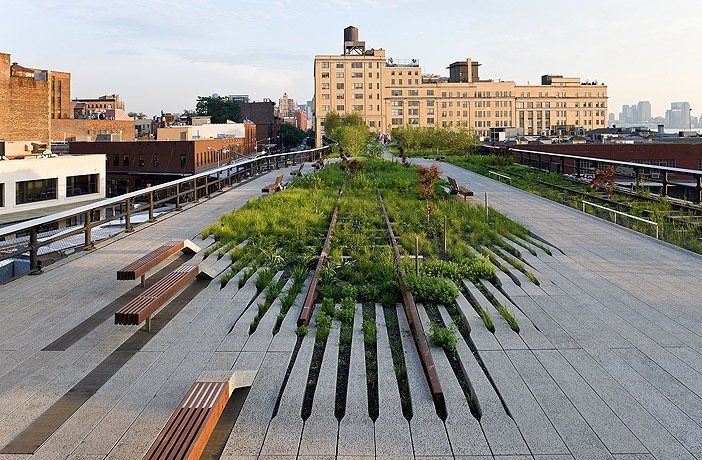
376 189 446 412
297 188 343 326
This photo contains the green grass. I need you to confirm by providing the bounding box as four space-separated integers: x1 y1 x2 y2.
427 321 458 353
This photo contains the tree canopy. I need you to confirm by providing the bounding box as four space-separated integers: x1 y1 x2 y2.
280 123 313 150
192 96 241 124
324 112 375 158
390 125 480 153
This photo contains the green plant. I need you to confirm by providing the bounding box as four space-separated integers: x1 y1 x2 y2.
316 312 333 339
362 318 377 345
428 321 458 353
296 324 309 337
337 297 356 325
255 268 275 292
496 304 520 333
405 274 459 305
321 297 336 317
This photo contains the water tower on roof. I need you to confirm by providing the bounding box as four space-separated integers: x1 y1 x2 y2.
343 26 366 55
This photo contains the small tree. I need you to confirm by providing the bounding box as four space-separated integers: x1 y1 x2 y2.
590 165 616 198
418 165 441 199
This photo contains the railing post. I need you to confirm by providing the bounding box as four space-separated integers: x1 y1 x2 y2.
661 171 668 197
175 183 181 210
205 174 209 197
193 178 198 202
125 198 133 232
29 227 41 274
696 176 702 204
148 192 155 222
84 210 94 250
217 170 221 191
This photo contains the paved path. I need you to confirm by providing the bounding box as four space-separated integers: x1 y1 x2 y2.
0 158 701 459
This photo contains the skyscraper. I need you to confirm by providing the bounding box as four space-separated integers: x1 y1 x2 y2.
637 101 651 122
666 102 691 129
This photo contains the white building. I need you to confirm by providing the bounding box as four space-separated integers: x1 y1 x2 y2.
0 151 106 221
156 121 246 141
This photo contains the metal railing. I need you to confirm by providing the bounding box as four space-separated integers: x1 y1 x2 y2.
582 200 659 239
488 170 512 183
484 145 702 203
0 146 328 277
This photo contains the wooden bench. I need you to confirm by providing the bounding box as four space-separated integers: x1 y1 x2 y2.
117 240 200 288
312 159 325 170
447 176 474 201
261 175 284 193
115 262 215 331
144 371 256 460
290 163 304 177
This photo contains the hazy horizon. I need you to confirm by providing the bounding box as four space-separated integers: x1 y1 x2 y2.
3 0 701 120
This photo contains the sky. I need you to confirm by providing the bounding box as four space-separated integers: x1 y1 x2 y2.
3 0 701 119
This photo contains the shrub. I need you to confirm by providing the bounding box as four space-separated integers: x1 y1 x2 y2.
296 325 309 337
337 297 356 325
316 312 333 340
428 321 458 353
406 274 459 305
321 297 336 317
417 165 442 199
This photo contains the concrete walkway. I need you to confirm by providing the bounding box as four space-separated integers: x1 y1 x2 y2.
0 158 701 459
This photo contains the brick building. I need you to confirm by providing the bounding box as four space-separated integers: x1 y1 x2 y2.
0 52 71 143
69 138 251 196
0 52 134 144
239 100 281 145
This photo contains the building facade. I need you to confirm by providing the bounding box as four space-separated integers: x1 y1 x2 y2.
239 100 281 145
0 153 105 220
69 138 251 196
314 27 608 145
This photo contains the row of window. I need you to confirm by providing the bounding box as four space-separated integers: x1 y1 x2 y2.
320 72 381 79
3 174 100 206
320 61 382 69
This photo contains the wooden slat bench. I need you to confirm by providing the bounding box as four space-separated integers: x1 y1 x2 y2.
290 163 304 176
117 240 201 287
115 263 215 331
144 370 256 460
447 176 474 201
261 175 284 193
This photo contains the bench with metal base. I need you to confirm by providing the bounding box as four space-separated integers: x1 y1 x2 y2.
117 240 201 288
143 370 256 460
447 176 474 201
115 263 215 331
261 175 284 193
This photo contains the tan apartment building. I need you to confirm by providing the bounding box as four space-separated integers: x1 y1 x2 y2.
314 27 608 145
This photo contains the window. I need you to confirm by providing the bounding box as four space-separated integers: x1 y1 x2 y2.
322 72 330 78
369 121 376 127
352 105 364 111
408 90 419 97
427 117 434 124
153 154 160 167
368 83 373 89
336 83 345 89
368 105 373 111
321 83 330 89
392 109 403 116
352 72 363 78
391 118 403 125
336 72 344 78
322 105 330 111
322 93 330 100
180 154 187 167
352 83 363 89
408 109 419 115
123 155 129 166
322 62 330 68
336 104 345 111
427 101 434 107
112 155 119 166
16 178 58 204
66 174 99 197
427 90 434 96
407 101 419 106
336 62 344 68
408 118 419 125
336 94 345 99
351 62 362 68
353 93 363 99
139 154 145 167
391 101 403 107
391 90 402 97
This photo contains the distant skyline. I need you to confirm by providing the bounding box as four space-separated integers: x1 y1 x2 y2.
3 0 702 119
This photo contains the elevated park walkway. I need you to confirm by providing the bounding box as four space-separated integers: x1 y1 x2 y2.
0 147 700 459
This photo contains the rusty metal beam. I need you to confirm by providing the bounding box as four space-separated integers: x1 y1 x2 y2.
376 189 445 412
